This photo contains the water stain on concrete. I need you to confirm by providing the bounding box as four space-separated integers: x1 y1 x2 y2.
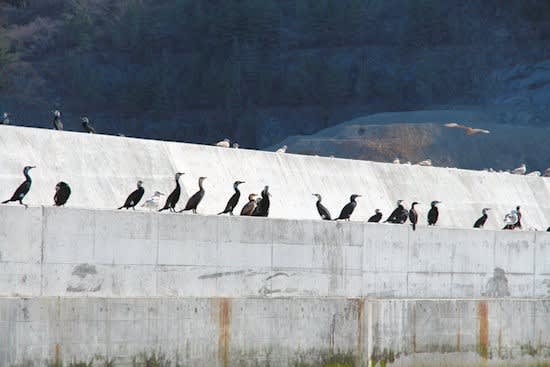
217 298 231 367
483 267 510 297
66 263 103 292
199 270 246 279
478 301 489 360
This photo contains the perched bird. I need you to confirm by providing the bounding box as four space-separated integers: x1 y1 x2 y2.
216 138 230 148
52 110 63 130
158 172 184 212
1 112 9 125
392 158 400 164
385 200 408 224
53 182 71 206
179 177 207 214
543 168 550 177
118 180 145 210
368 209 382 223
334 194 361 221
276 145 287 153
417 159 432 166
503 210 519 230
81 117 96 134
514 206 522 229
141 191 164 211
218 180 245 215
547 226 550 232
427 201 441 225
527 171 541 177
240 194 258 216
312 194 331 220
409 202 419 230
444 122 490 135
232 143 240 149
511 164 526 175
252 186 271 217
2 166 35 208
473 208 490 228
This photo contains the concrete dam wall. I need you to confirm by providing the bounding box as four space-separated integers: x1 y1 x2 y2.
0 126 549 366
1 125 550 230
1 206 549 299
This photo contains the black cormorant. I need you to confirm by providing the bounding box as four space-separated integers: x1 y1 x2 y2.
368 209 382 223
179 177 206 214
409 202 419 230
2 166 35 208
158 172 184 212
54 182 71 206
547 226 550 232
240 194 258 216
218 181 244 215
252 186 271 217
1 112 9 125
473 208 490 228
385 200 408 224
81 117 96 134
514 206 522 229
52 110 63 130
313 194 331 220
427 201 441 225
334 194 361 221
118 180 145 210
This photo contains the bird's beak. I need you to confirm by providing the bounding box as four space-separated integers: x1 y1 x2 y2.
30 166 36 169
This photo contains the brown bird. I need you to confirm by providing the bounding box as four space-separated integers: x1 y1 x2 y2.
240 194 258 216
444 122 490 135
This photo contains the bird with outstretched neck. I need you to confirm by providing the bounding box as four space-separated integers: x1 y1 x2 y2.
312 194 331 220
179 177 207 214
334 194 361 221
2 166 35 208
473 208 490 228
218 181 245 215
159 172 184 212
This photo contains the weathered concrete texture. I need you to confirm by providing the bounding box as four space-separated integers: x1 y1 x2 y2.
1 206 549 298
1 125 550 230
0 297 548 367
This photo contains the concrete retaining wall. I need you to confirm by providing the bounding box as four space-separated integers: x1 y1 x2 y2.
1 297 548 367
1 125 550 230
1 206 549 299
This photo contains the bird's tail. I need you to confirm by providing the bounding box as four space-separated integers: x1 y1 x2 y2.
117 206 124 210
217 210 226 215
158 207 166 212
412 223 416 231
1 199 9 204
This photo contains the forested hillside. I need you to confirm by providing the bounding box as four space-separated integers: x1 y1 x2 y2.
2 0 550 147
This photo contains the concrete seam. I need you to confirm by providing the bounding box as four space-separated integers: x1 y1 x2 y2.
532 231 536 297
155 213 159 296
406 227 410 298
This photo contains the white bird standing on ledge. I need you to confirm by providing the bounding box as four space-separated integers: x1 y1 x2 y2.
142 191 165 210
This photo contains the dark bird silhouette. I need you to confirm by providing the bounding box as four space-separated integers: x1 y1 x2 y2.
118 180 145 210
54 182 71 206
334 194 361 221
385 200 408 224
409 202 419 230
368 209 382 223
514 206 522 229
179 177 207 214
547 226 550 232
313 193 331 220
159 172 184 212
252 186 271 217
52 110 63 130
2 166 35 208
473 208 490 228
427 201 441 225
218 181 245 215
240 194 258 216
81 117 96 134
